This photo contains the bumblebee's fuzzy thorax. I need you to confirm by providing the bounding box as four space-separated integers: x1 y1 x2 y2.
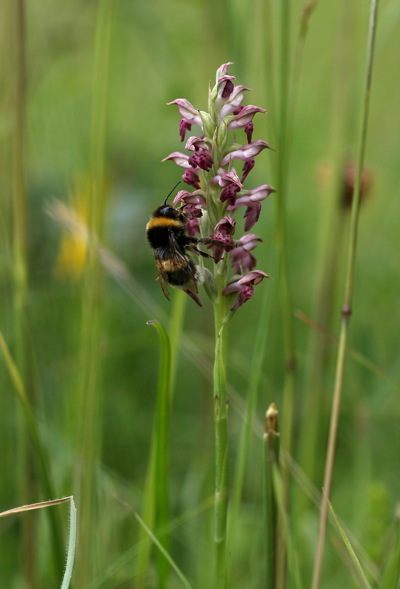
146 207 186 250
151 204 185 223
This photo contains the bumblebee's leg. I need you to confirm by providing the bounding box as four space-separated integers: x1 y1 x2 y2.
198 236 237 247
184 235 233 260
186 244 214 259
184 235 227 248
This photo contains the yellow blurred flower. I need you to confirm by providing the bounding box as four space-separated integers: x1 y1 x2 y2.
55 179 90 281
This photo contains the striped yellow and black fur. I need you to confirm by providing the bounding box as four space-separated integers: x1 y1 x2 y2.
146 201 212 306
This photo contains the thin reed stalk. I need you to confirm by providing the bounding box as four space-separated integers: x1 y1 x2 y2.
75 1 113 585
7 2 66 581
311 1 380 587
74 239 102 587
12 1 37 584
12 1 27 322
263 404 280 589
273 0 296 586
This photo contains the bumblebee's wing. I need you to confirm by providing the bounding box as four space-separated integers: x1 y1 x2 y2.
168 233 200 294
154 257 171 300
166 229 186 256
154 231 199 301
167 230 198 279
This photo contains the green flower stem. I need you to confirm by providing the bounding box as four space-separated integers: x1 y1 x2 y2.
213 283 229 589
202 109 231 589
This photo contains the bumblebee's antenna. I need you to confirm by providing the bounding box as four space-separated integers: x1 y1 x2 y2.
163 181 181 205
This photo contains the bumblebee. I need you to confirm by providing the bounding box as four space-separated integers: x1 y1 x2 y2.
146 186 212 306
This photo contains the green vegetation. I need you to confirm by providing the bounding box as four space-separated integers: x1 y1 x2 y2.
0 0 399 587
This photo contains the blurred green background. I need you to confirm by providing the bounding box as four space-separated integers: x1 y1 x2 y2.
0 0 399 587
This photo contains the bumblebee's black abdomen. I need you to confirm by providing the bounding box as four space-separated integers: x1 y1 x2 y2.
166 266 195 287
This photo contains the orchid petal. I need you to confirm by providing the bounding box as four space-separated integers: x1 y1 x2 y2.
167 99 202 126
162 152 192 169
221 140 272 165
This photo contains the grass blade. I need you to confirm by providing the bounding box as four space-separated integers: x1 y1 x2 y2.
168 290 187 397
380 510 400 589
147 319 172 589
61 497 77 589
0 496 76 587
0 333 64 573
135 511 193 589
328 501 373 589
135 321 171 588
